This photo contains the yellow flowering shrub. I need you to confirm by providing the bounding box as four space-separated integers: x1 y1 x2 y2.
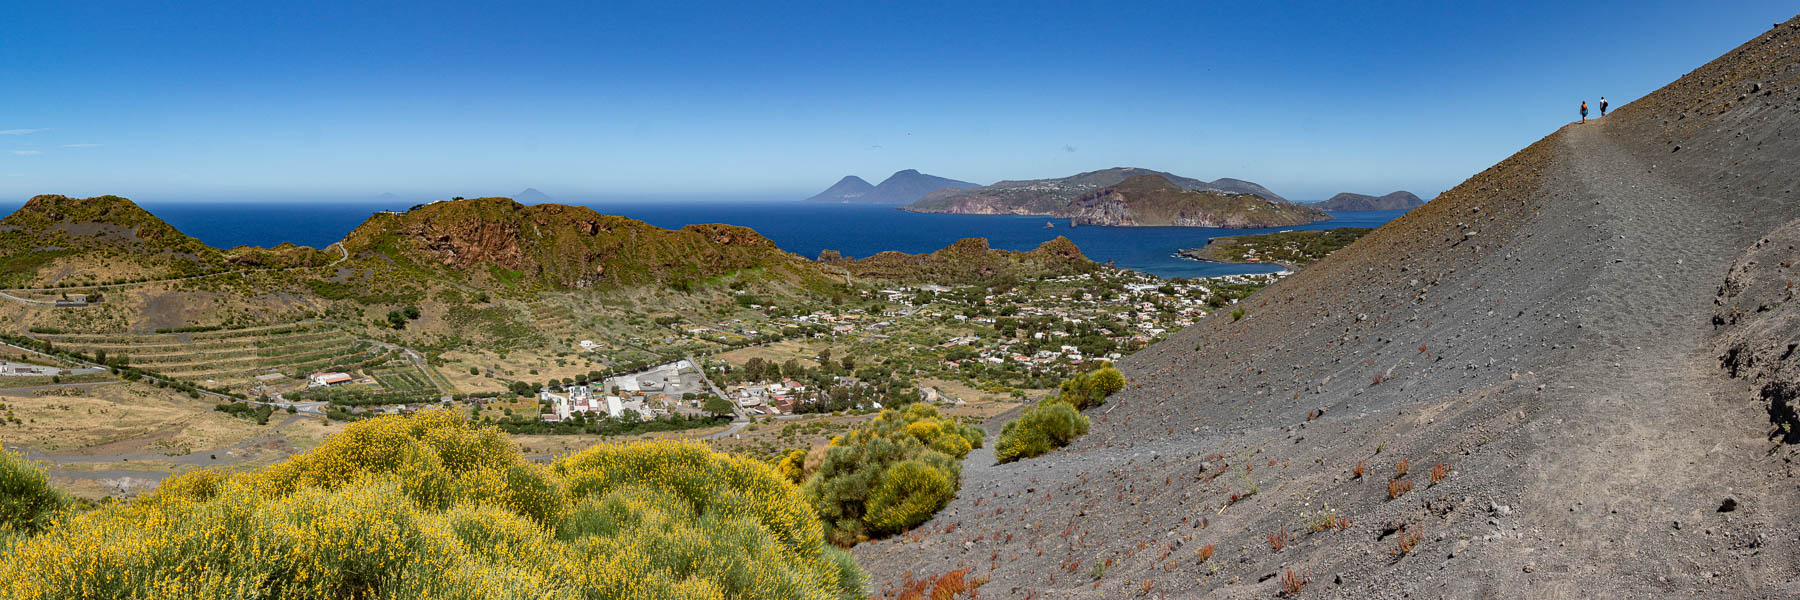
1056 364 1126 410
775 447 808 484
0 411 865 600
863 459 953 536
0 447 69 539
994 396 1092 464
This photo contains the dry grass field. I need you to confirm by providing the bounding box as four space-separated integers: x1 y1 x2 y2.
0 383 260 454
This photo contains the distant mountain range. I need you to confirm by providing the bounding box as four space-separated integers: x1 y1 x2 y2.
900 167 1312 227
1312 191 1425 211
805 169 977 204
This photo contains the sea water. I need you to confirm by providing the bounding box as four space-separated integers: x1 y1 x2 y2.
0 199 1405 279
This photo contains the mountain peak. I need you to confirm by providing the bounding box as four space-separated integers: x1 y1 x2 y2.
860 170 978 204
805 170 975 204
0 194 221 280
1111 173 1186 192
804 175 876 203
2 195 195 246
512 188 554 203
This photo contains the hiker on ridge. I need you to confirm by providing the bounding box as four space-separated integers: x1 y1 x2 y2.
1581 100 1588 123
1600 96 1609 116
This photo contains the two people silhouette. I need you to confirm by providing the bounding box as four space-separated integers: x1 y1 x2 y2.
1581 97 1609 123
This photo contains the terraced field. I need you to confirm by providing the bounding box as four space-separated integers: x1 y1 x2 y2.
527 302 575 331
31 322 378 390
368 363 433 393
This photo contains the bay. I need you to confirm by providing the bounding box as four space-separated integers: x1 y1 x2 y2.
0 198 1405 279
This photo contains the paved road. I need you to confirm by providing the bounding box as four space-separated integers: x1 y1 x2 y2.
690 356 753 441
0 380 124 396
0 290 55 305
9 413 315 493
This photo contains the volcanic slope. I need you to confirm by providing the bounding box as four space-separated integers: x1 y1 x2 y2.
854 17 1800 599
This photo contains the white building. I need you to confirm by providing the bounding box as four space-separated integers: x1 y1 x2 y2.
310 372 353 387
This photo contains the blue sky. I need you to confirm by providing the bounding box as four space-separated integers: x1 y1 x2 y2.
1 1 1793 203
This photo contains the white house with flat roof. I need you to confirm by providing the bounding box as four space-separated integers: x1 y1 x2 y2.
310 372 353 387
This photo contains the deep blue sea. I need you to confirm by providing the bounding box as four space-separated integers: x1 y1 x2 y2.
0 199 1405 279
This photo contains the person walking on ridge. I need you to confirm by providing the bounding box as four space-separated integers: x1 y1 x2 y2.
1600 96 1608 117
1581 100 1588 123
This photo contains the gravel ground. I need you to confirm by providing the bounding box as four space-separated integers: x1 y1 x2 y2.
855 16 1800 599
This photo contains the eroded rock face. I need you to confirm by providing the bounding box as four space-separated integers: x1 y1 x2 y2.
408 218 527 270
680 224 779 248
1065 190 1136 226
1713 221 1800 443
1061 175 1330 228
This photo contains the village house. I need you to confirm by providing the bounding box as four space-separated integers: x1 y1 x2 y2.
309 372 353 387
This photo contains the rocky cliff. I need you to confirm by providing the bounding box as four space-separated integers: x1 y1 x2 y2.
902 167 1298 223
1064 175 1331 227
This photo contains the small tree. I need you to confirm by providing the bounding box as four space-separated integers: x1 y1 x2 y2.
703 396 734 417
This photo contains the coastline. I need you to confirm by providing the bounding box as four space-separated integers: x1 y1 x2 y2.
1174 247 1301 272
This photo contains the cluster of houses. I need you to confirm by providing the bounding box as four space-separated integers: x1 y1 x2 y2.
538 359 711 423
729 379 806 416
537 384 662 423
891 273 1268 373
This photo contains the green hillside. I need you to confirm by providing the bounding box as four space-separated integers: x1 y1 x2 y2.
823 236 1098 284
336 197 823 292
0 195 329 287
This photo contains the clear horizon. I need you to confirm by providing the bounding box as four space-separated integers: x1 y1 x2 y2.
3 1 1794 202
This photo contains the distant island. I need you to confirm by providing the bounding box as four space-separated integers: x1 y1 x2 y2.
1312 190 1424 211
511 188 554 203
804 176 874 202
902 168 1329 228
805 169 977 204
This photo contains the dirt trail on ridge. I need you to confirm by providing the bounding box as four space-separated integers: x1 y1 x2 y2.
855 16 1800 599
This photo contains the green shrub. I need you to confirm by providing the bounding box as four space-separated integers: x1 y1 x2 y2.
1 412 865 600
863 460 953 536
801 404 981 545
1058 364 1126 410
994 397 1091 464
0 448 69 536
